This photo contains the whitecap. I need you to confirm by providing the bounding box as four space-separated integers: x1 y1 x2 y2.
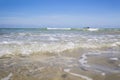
87 28 99 31
47 28 71 30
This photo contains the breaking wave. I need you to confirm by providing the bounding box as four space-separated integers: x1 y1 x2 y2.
0 28 120 57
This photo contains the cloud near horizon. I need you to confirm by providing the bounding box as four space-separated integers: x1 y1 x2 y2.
0 15 120 27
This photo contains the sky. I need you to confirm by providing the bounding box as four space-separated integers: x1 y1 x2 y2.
0 0 120 28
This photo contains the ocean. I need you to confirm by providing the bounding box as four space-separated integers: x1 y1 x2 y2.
0 28 120 80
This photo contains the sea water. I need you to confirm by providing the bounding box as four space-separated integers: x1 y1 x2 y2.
0 28 120 80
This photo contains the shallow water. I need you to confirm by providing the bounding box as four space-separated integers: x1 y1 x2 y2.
0 28 120 80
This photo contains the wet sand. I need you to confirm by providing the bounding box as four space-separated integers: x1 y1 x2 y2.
0 49 120 80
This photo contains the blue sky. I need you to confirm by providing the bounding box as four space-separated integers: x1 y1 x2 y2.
0 0 120 28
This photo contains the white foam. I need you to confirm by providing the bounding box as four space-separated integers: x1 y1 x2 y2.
64 69 93 80
1 41 22 45
69 73 93 80
18 33 27 36
64 69 70 72
0 41 77 56
1 73 13 80
81 44 99 49
110 58 119 61
79 54 90 68
101 72 106 76
0 29 119 57
87 28 99 31
2 41 8 44
87 52 101 55
112 42 120 47
49 37 59 41
79 54 87 64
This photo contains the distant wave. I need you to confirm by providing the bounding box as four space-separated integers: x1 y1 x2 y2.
87 28 99 31
47 28 71 30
